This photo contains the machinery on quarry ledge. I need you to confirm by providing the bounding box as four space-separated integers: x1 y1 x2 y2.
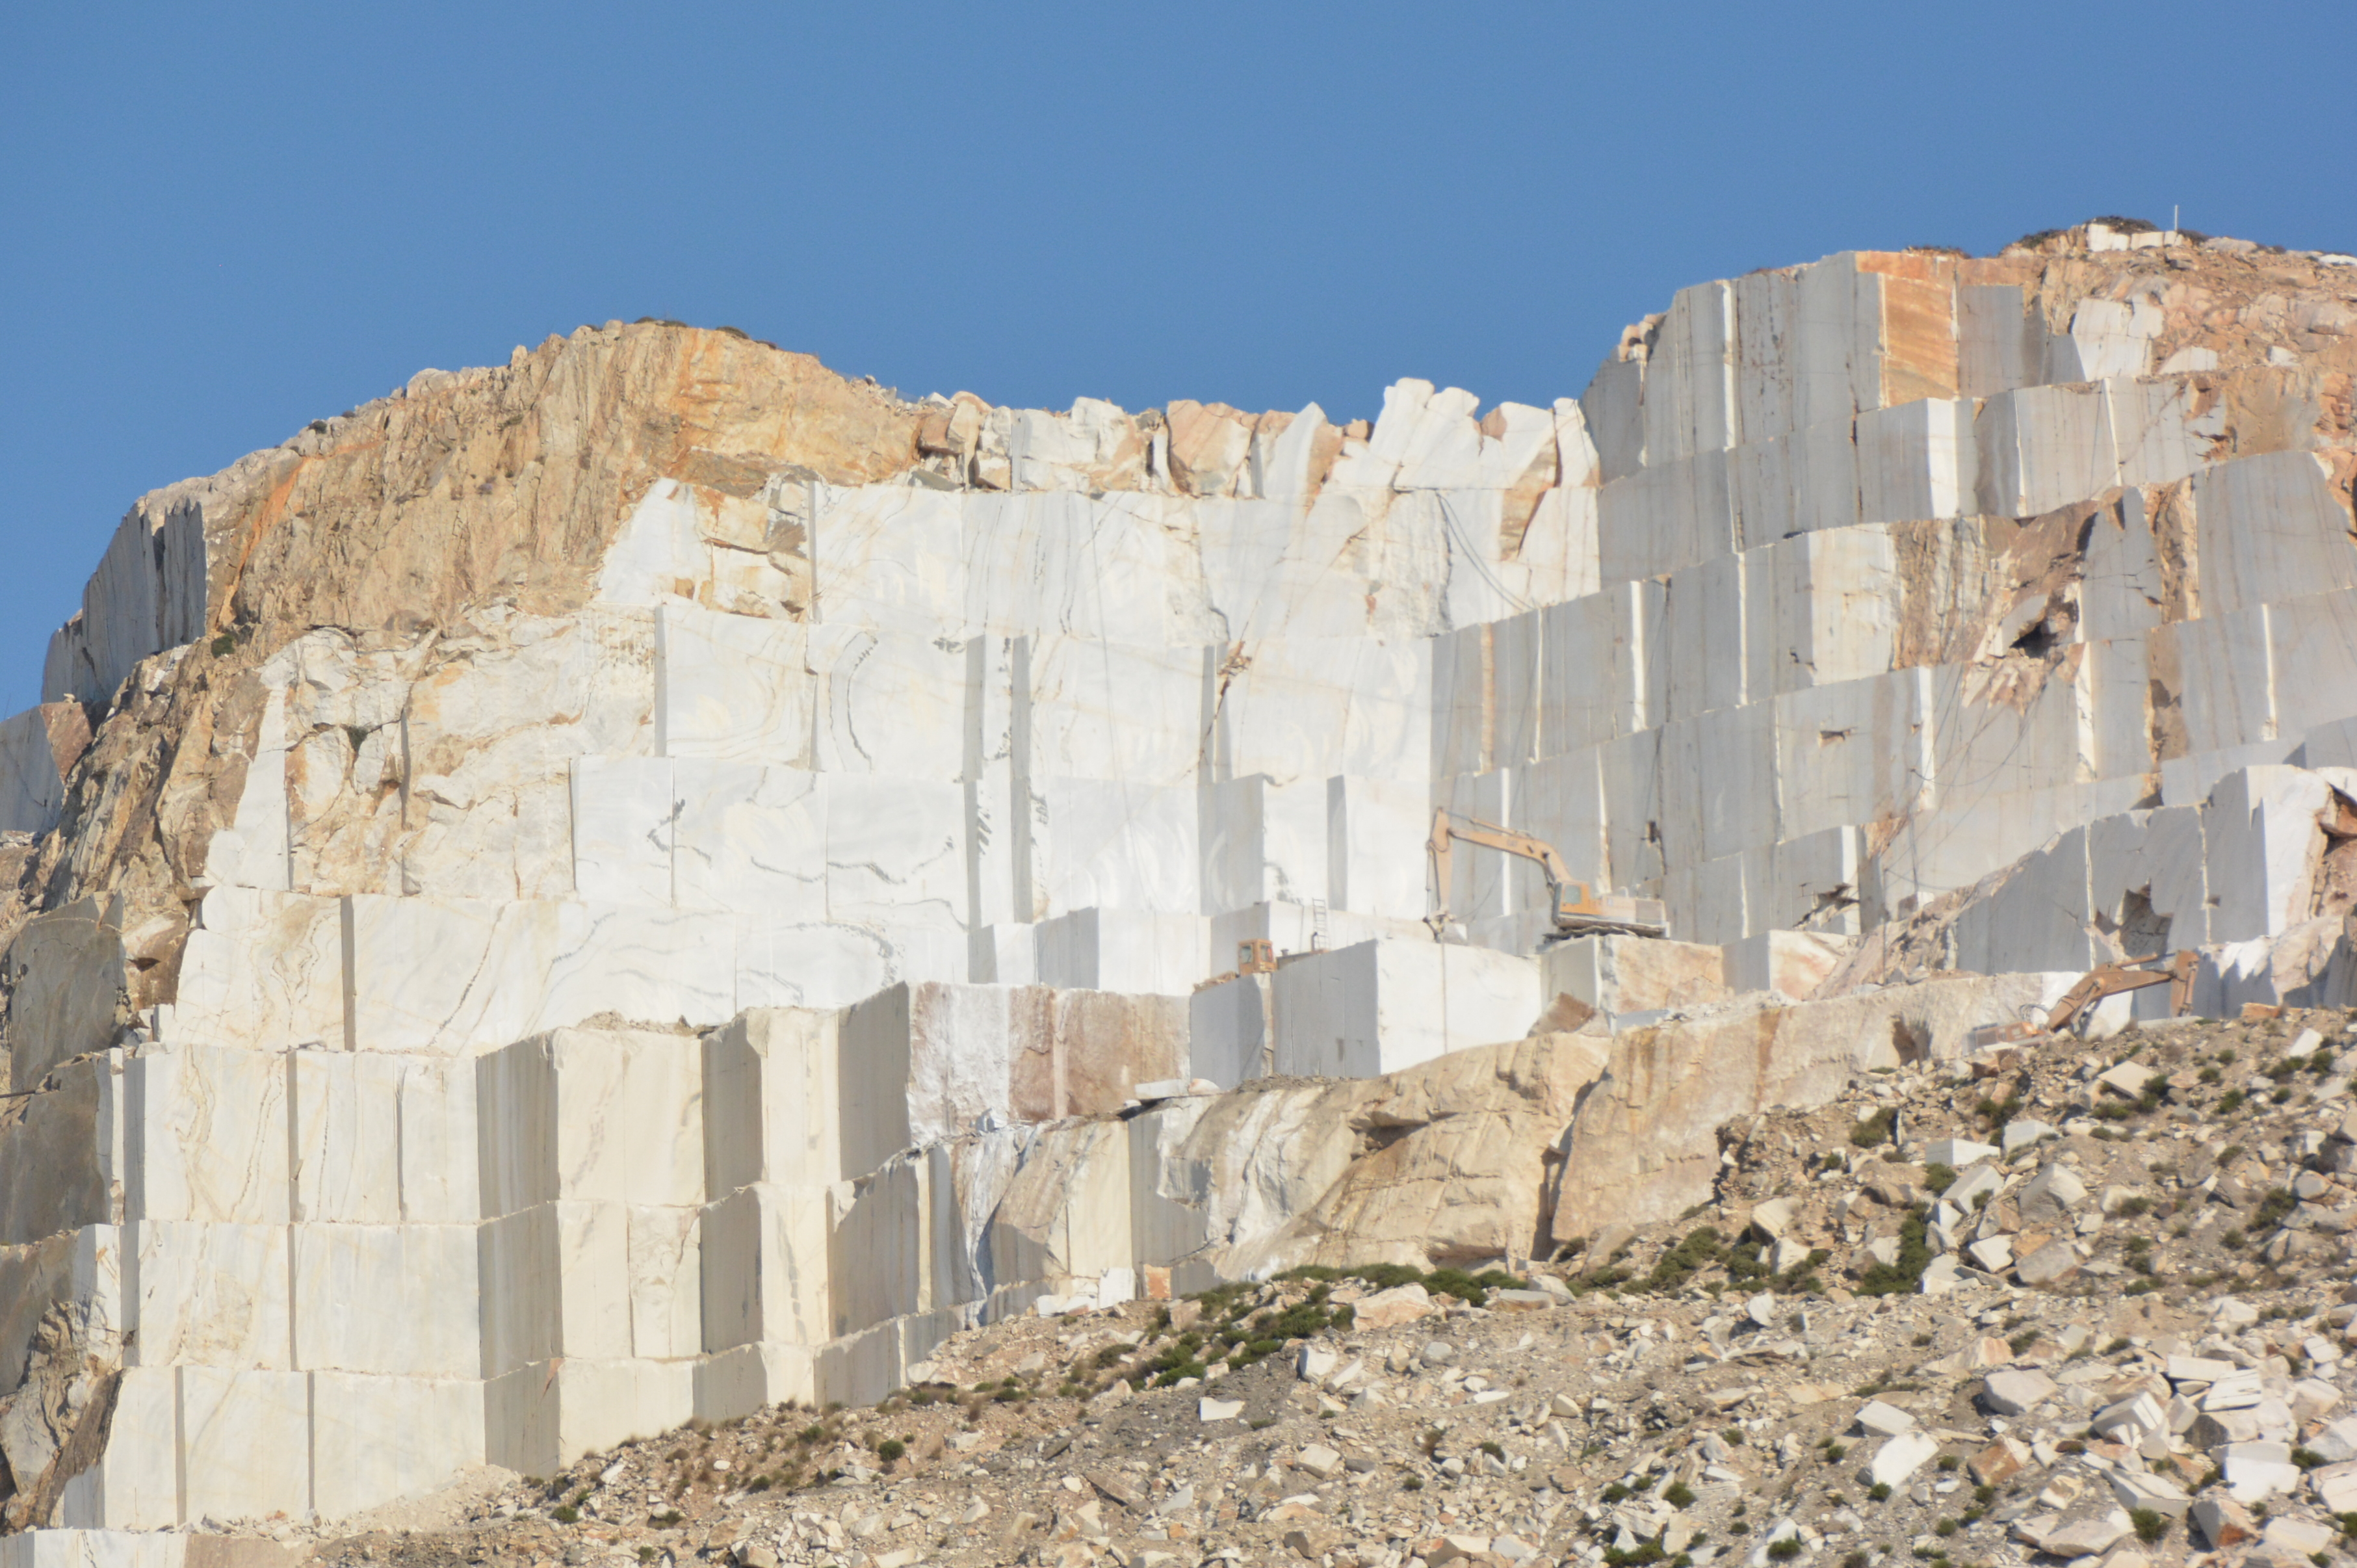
1426 807 1670 941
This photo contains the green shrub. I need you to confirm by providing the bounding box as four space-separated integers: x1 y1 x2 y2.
1665 1482 1697 1508
1869 1483 1893 1502
2131 1508 2168 1543
876 1439 905 1463
1923 1163 1957 1194
1851 1110 1895 1147
1767 1539 1803 1560
551 1506 579 1524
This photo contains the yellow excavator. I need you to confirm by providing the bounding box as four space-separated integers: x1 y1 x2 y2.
1427 809 1669 939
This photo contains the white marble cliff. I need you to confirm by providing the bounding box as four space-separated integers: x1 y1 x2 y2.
7 219 2357 1534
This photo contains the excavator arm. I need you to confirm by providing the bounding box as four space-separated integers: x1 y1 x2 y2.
1427 809 1668 939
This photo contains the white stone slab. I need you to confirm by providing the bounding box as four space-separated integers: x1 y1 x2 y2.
1327 774 1431 922
476 1026 705 1214
1208 637 1432 789
655 603 811 764
1034 907 1210 995
291 1222 478 1378
2103 376 2198 488
1743 525 1899 700
811 625 967 780
1189 973 1271 1090
126 1048 289 1224
734 916 902 1010
61 1368 178 1528
1975 384 2116 517
1598 449 1735 581
1270 939 1541 1078
700 1182 831 1352
825 774 967 930
1642 281 1739 465
569 756 675 905
309 1372 486 1519
668 759 826 917
124 1220 289 1368
289 1051 403 1224
1855 398 1974 524
478 1200 632 1375
178 1366 312 1523
2081 491 2165 644
2204 765 2334 942
1773 670 1931 841
1200 774 1327 915
1033 777 1197 917
627 1204 702 1360
2197 451 2357 615
485 1356 695 1480
171 889 345 1051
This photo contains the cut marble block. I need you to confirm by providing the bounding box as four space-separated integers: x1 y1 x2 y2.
806 484 964 638
655 604 811 764
126 1048 289 1224
1207 900 1426 965
63 1368 178 1528
291 1223 478 1378
694 1342 816 1426
1565 578 1668 750
1727 418 1858 545
1598 448 1734 581
1433 613 1541 778
1742 525 1899 701
2086 805 2210 951
626 1205 701 1360
289 1051 402 1224
346 897 738 1055
478 1200 632 1375
0 703 85 836
2153 607 2275 757
733 917 901 1012
309 1372 486 1519
1657 854 1748 947
699 1182 830 1352
1020 635 1203 789
40 501 205 708
2196 451 2357 615
1189 973 1271 1089
1032 777 1196 917
1580 355 1646 484
967 922 1037 985
2204 766 2336 943
1663 551 1747 722
1975 384 2116 518
961 491 1219 646
1268 939 1541 1078
1871 776 2151 913
1598 730 1665 890
569 755 674 905
1128 1099 1217 1265
1541 935 1728 1017
197 680 290 893
1034 908 1209 995
124 1221 290 1368
2080 491 2165 644
987 1118 1134 1289
1855 398 1974 525
1754 825 1869 935
2265 588 2357 740
811 625 967 780
170 889 345 1051
179 1366 312 1524
1772 670 1931 842
1923 661 2090 803
703 1006 849 1194
0 1532 187 1568
1199 774 1327 913
1724 930 1855 1000
827 1156 925 1339
1957 281 2051 398
1052 987 1188 1117
2065 298 2155 380
2081 635 2154 781
476 1026 705 1216
1660 702 1780 867
824 774 966 930
2301 712 2357 770
1641 280 1738 466
2158 738 2301 809
1952 828 2096 976
1327 774 1433 921
2102 376 2198 488
1206 638 1432 789
485 1357 694 1479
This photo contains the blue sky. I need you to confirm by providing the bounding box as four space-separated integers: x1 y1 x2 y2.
4 2 2350 712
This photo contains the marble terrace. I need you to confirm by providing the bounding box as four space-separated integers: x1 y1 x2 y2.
5 220 2357 1534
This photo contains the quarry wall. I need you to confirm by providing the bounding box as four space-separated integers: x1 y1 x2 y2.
6 221 2357 1532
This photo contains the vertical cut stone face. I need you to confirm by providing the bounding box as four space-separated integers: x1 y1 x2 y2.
10 232 2357 1524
